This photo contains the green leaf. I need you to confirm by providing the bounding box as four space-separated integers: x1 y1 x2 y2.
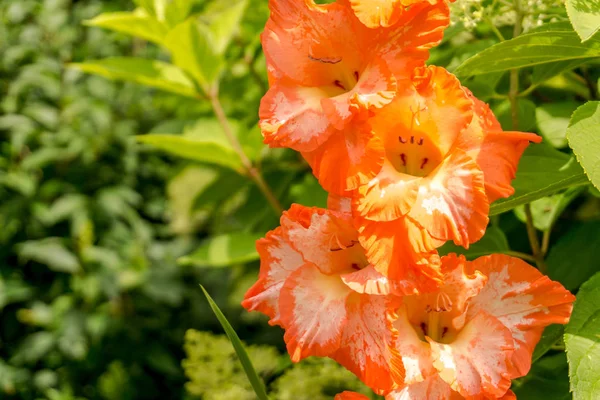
567 0 600 42
165 19 223 91
547 222 600 290
289 175 328 209
513 353 570 400
17 238 81 274
532 59 592 86
565 272 600 399
532 325 565 364
490 143 589 215
536 102 580 148
136 134 243 172
84 10 168 45
69 58 198 98
513 187 584 231
455 22 600 77
200 286 269 400
204 0 248 54
439 225 508 259
567 101 600 190
179 233 262 267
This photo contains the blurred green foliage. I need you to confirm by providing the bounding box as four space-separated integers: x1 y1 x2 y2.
3 0 600 399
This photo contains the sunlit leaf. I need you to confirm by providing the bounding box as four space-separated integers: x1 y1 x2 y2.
566 0 600 42
513 187 584 231
179 232 262 267
565 272 600 399
200 286 269 400
17 238 81 274
84 9 168 45
69 58 198 98
456 22 600 77
490 143 589 215
567 101 600 190
165 19 223 91
136 134 244 173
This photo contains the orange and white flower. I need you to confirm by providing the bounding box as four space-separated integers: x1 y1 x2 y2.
260 0 449 194
242 205 404 392
352 66 541 291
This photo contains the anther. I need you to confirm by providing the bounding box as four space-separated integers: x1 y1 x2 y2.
399 136 407 144
417 138 424 146
400 153 407 166
354 71 359 81
441 327 449 338
420 158 428 170
420 322 427 336
410 136 415 144
351 263 361 271
334 80 346 90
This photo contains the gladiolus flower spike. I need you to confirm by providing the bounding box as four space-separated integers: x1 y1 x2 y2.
243 0 573 399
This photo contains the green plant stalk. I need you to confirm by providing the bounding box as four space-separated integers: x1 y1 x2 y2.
201 285 270 400
508 0 523 131
524 204 548 273
208 89 283 215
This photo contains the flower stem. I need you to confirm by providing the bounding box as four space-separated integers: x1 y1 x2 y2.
508 0 523 131
208 88 284 216
524 204 548 273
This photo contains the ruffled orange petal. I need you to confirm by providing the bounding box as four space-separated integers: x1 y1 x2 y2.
341 264 418 296
242 226 305 327
428 312 514 399
348 0 405 28
263 0 366 87
335 392 370 400
466 254 575 378
303 124 385 195
259 81 337 152
407 150 489 248
282 205 364 275
356 215 443 295
386 375 458 400
280 263 352 361
393 306 436 384
328 194 353 214
456 91 542 203
322 60 397 129
332 293 404 394
378 2 450 74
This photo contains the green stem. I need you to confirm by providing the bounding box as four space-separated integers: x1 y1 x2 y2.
209 88 283 216
500 250 538 264
524 204 548 273
508 0 523 131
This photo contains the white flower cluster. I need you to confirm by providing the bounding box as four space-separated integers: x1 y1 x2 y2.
451 0 567 32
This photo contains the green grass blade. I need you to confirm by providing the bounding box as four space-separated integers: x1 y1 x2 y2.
200 285 269 400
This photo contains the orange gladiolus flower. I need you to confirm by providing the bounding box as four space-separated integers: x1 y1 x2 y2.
352 66 541 291
242 205 404 392
388 254 574 399
348 0 449 29
259 0 449 194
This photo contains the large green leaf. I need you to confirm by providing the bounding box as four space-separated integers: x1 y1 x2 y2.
200 286 269 400
136 134 243 172
513 353 570 400
536 102 580 148
69 58 198 98
567 0 600 42
203 0 249 54
178 232 262 267
490 143 589 215
547 222 600 290
456 22 600 77
513 187 584 231
567 101 600 190
165 19 223 91
439 225 509 259
565 272 600 399
84 9 168 45
532 325 565 364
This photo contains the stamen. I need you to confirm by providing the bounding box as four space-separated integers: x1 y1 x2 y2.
420 158 429 170
334 80 346 90
420 322 427 336
351 263 361 271
308 54 342 64
410 136 415 144
400 153 407 166
399 136 407 144
441 327 449 338
354 71 360 81
417 138 424 146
